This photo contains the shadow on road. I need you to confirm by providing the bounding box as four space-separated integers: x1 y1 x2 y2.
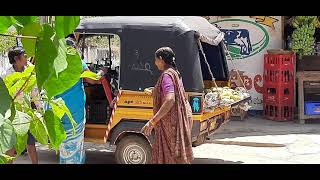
15 150 58 164
17 149 243 164
193 158 243 164
206 140 286 147
16 150 116 164
85 151 116 164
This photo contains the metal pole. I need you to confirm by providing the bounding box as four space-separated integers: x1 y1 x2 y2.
108 35 112 66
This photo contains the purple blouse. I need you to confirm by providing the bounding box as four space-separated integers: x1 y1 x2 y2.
161 74 183 97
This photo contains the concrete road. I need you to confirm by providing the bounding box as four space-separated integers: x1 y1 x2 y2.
14 116 320 164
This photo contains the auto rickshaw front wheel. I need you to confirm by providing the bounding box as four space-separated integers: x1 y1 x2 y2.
115 135 152 164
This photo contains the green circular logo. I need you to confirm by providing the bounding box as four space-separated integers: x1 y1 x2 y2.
213 19 270 60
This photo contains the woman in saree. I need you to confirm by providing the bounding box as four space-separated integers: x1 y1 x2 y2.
141 47 194 164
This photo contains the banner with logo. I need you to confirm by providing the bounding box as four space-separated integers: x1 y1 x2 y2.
206 16 283 110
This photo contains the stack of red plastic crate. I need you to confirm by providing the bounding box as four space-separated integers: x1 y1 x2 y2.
263 52 295 121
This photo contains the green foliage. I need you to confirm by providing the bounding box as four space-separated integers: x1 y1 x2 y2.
15 133 28 155
53 37 68 76
12 111 31 136
55 16 80 39
43 47 82 98
21 22 42 57
50 98 77 133
0 154 15 164
35 24 57 89
80 71 99 80
30 114 49 145
44 110 66 151
3 65 36 97
13 16 39 27
0 78 12 117
13 16 39 33
0 16 81 163
0 116 16 154
0 17 15 33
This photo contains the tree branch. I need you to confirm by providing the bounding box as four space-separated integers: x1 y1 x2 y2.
13 73 33 101
12 121 31 125
0 33 37 39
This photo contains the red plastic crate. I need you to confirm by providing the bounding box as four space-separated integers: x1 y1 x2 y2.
263 83 294 104
264 53 295 69
263 52 295 121
263 103 293 121
263 95 293 105
263 69 295 84
264 53 295 84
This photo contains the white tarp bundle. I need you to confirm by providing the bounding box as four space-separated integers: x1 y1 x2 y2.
180 16 225 46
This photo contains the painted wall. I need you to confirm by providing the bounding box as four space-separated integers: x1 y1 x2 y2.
206 16 283 110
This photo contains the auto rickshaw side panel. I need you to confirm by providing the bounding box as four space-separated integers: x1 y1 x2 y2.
104 90 230 144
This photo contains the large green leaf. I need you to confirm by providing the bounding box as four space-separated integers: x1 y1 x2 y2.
4 66 36 96
23 75 37 94
0 78 12 117
41 24 55 39
50 98 77 131
0 114 4 127
7 78 25 97
12 16 38 33
12 111 31 136
55 16 80 39
0 16 13 33
4 72 27 89
0 119 16 154
44 49 82 98
1 109 15 125
9 102 16 122
13 16 39 27
4 102 16 122
4 108 12 119
21 22 42 57
53 37 68 76
30 115 48 145
80 71 99 80
15 133 28 156
44 110 66 150
35 25 58 89
22 65 35 75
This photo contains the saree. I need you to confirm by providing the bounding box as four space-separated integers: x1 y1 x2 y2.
152 68 194 164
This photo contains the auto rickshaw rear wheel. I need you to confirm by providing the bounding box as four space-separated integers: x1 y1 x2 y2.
115 135 152 164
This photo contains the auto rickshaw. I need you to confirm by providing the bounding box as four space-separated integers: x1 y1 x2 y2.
75 16 236 164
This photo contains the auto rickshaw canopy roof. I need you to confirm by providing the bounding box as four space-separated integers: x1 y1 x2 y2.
77 16 224 46
76 16 228 92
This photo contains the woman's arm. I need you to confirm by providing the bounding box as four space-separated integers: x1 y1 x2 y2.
141 74 176 135
151 92 175 125
141 93 175 136
151 74 176 125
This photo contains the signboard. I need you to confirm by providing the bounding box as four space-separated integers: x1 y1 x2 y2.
206 16 283 110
